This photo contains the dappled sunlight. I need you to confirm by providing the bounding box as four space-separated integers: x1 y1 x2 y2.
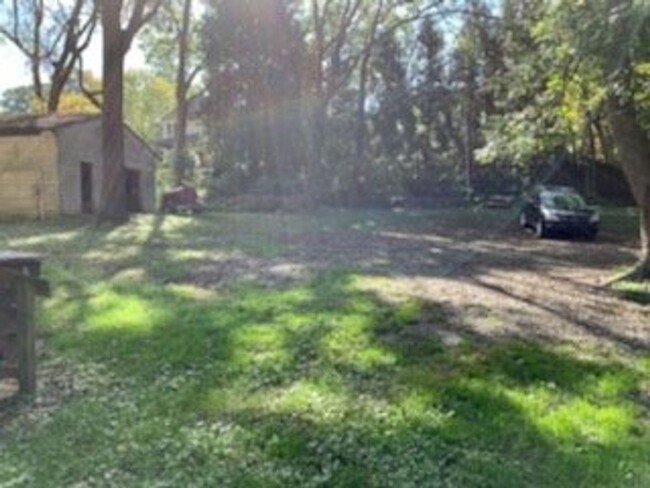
377 230 458 246
9 273 650 485
230 324 295 370
165 283 221 302
0 0 647 483
110 267 149 284
7 229 82 248
85 289 164 332
530 395 637 445
354 274 460 303
1 209 648 486
83 245 143 264
267 380 368 419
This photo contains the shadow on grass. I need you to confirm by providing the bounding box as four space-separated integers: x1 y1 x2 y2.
7 269 643 487
468 276 649 352
1 211 647 486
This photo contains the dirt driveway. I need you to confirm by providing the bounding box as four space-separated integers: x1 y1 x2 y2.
190 216 649 355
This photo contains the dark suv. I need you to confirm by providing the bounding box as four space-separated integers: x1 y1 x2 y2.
519 186 600 239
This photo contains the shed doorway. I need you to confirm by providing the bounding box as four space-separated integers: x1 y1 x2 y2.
126 169 142 212
80 162 93 214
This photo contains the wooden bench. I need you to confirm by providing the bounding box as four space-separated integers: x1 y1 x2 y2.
0 253 49 398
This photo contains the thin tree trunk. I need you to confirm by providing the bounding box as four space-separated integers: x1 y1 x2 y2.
442 102 464 158
173 93 190 185
464 101 475 197
310 100 327 197
173 0 192 186
353 55 370 204
98 0 128 222
607 97 650 278
32 0 44 109
309 0 326 200
585 113 597 198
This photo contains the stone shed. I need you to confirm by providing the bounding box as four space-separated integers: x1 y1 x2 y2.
0 114 157 218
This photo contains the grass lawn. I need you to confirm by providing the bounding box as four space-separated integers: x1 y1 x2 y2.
601 207 650 306
613 281 650 306
0 208 648 487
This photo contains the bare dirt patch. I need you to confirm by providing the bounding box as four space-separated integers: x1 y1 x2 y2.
182 220 648 355
347 227 648 354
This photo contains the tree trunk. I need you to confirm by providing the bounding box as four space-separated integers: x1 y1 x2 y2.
464 101 475 197
607 97 650 278
585 115 597 198
309 100 327 198
308 0 326 202
630 189 650 279
173 93 190 185
353 54 370 204
31 59 45 111
31 1 45 109
97 0 128 223
47 73 66 114
593 116 613 166
173 0 192 186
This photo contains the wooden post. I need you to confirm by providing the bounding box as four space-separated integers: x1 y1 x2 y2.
0 253 48 400
15 279 36 396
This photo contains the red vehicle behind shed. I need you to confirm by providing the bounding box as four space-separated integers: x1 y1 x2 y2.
161 185 205 214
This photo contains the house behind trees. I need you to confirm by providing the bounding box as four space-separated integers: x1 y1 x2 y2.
0 114 157 218
158 95 206 149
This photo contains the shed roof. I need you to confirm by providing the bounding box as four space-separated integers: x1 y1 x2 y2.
0 113 101 136
0 113 160 160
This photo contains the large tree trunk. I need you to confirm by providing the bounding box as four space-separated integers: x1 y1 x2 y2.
47 72 67 114
607 97 650 279
97 0 128 223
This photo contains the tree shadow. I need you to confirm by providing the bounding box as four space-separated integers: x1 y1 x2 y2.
1 211 648 484
467 276 649 352
2 262 647 485
178 272 647 485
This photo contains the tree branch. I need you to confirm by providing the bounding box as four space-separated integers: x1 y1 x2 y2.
185 63 202 92
123 0 163 53
77 55 103 109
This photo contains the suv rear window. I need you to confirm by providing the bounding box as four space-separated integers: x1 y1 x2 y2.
541 192 587 210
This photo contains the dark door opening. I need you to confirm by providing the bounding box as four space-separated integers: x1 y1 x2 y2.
80 162 93 214
126 169 142 212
